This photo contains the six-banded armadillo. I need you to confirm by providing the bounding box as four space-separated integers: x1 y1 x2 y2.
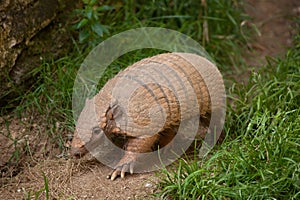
71 52 225 180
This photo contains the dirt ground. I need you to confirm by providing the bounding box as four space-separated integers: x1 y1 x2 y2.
243 0 299 66
0 0 299 199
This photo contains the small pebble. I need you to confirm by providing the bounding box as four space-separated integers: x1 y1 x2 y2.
145 183 152 188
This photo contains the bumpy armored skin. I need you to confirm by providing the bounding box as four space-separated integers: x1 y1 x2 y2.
71 53 225 180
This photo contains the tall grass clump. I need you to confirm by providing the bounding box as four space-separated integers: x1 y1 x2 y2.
157 39 300 199
4 55 82 148
92 0 249 69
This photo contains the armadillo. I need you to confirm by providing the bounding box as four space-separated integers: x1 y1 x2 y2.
71 52 225 180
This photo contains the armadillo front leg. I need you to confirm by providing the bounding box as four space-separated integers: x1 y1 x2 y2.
108 135 159 180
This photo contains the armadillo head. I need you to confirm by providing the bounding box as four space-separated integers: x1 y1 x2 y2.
71 98 104 158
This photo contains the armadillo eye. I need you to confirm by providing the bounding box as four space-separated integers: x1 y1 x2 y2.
92 127 101 135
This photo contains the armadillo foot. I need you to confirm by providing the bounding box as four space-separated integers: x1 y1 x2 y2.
107 137 159 180
107 153 136 180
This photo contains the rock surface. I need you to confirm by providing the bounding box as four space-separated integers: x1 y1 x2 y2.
0 0 77 108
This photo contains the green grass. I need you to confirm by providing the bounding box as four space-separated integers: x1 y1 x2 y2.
14 55 80 128
23 173 49 200
79 0 250 70
0 55 81 160
156 40 300 199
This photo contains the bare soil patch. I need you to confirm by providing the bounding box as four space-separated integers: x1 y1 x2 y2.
244 0 299 66
1 158 158 199
1 0 299 199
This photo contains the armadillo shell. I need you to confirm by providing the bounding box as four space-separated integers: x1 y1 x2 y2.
94 53 225 138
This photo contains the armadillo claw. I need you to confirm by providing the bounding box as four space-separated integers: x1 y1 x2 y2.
108 162 135 181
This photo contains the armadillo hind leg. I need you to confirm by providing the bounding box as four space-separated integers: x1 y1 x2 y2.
108 135 159 180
